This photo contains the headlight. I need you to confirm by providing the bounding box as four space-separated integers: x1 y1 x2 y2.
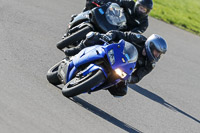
108 49 115 65
115 68 127 78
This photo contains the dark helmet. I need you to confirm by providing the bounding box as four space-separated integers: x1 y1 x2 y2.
145 34 168 63
134 0 153 19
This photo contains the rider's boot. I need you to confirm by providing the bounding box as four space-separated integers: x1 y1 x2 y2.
64 41 86 56
64 31 103 56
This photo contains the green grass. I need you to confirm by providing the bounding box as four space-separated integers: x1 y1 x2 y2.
149 0 200 35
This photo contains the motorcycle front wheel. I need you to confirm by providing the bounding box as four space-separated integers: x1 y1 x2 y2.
56 26 92 50
62 70 105 97
46 61 62 85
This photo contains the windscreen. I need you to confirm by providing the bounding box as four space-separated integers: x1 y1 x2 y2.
123 41 138 63
105 3 126 26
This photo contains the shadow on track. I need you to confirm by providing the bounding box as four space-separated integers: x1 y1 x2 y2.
129 84 200 124
55 86 142 133
69 96 142 133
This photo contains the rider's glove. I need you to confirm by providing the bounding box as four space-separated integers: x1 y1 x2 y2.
86 31 101 40
100 34 113 42
84 32 102 46
86 31 112 42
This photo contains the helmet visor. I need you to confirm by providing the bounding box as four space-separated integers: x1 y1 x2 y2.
136 4 151 16
150 43 162 61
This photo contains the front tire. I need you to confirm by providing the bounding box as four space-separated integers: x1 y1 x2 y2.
46 61 62 85
57 26 92 50
62 70 106 97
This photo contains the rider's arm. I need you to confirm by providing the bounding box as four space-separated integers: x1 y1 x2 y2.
129 62 155 84
105 30 147 44
130 16 149 34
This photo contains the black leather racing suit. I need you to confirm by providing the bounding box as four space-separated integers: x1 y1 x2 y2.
84 0 149 33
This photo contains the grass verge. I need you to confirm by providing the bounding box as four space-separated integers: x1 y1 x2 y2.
150 0 200 35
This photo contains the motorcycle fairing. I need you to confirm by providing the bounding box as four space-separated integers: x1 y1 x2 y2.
69 11 90 28
82 64 108 78
67 45 106 81
104 40 137 80
66 40 137 91
72 45 105 67
91 3 119 32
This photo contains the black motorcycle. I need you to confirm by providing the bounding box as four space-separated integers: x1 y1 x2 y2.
56 2 127 50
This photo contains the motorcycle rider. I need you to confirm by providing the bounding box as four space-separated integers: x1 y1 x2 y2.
64 30 168 96
82 0 153 33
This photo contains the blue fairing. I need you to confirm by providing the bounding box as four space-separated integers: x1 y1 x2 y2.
104 40 137 80
66 39 138 91
67 45 106 81
73 45 105 68
82 64 108 78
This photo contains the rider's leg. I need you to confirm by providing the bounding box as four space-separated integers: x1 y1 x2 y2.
107 81 128 97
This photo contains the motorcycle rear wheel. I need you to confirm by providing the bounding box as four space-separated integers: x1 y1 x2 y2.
56 26 92 50
62 70 105 97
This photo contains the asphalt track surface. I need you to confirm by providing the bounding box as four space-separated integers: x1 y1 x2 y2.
0 0 200 133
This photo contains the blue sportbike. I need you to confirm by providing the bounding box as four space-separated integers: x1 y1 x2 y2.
47 39 138 97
